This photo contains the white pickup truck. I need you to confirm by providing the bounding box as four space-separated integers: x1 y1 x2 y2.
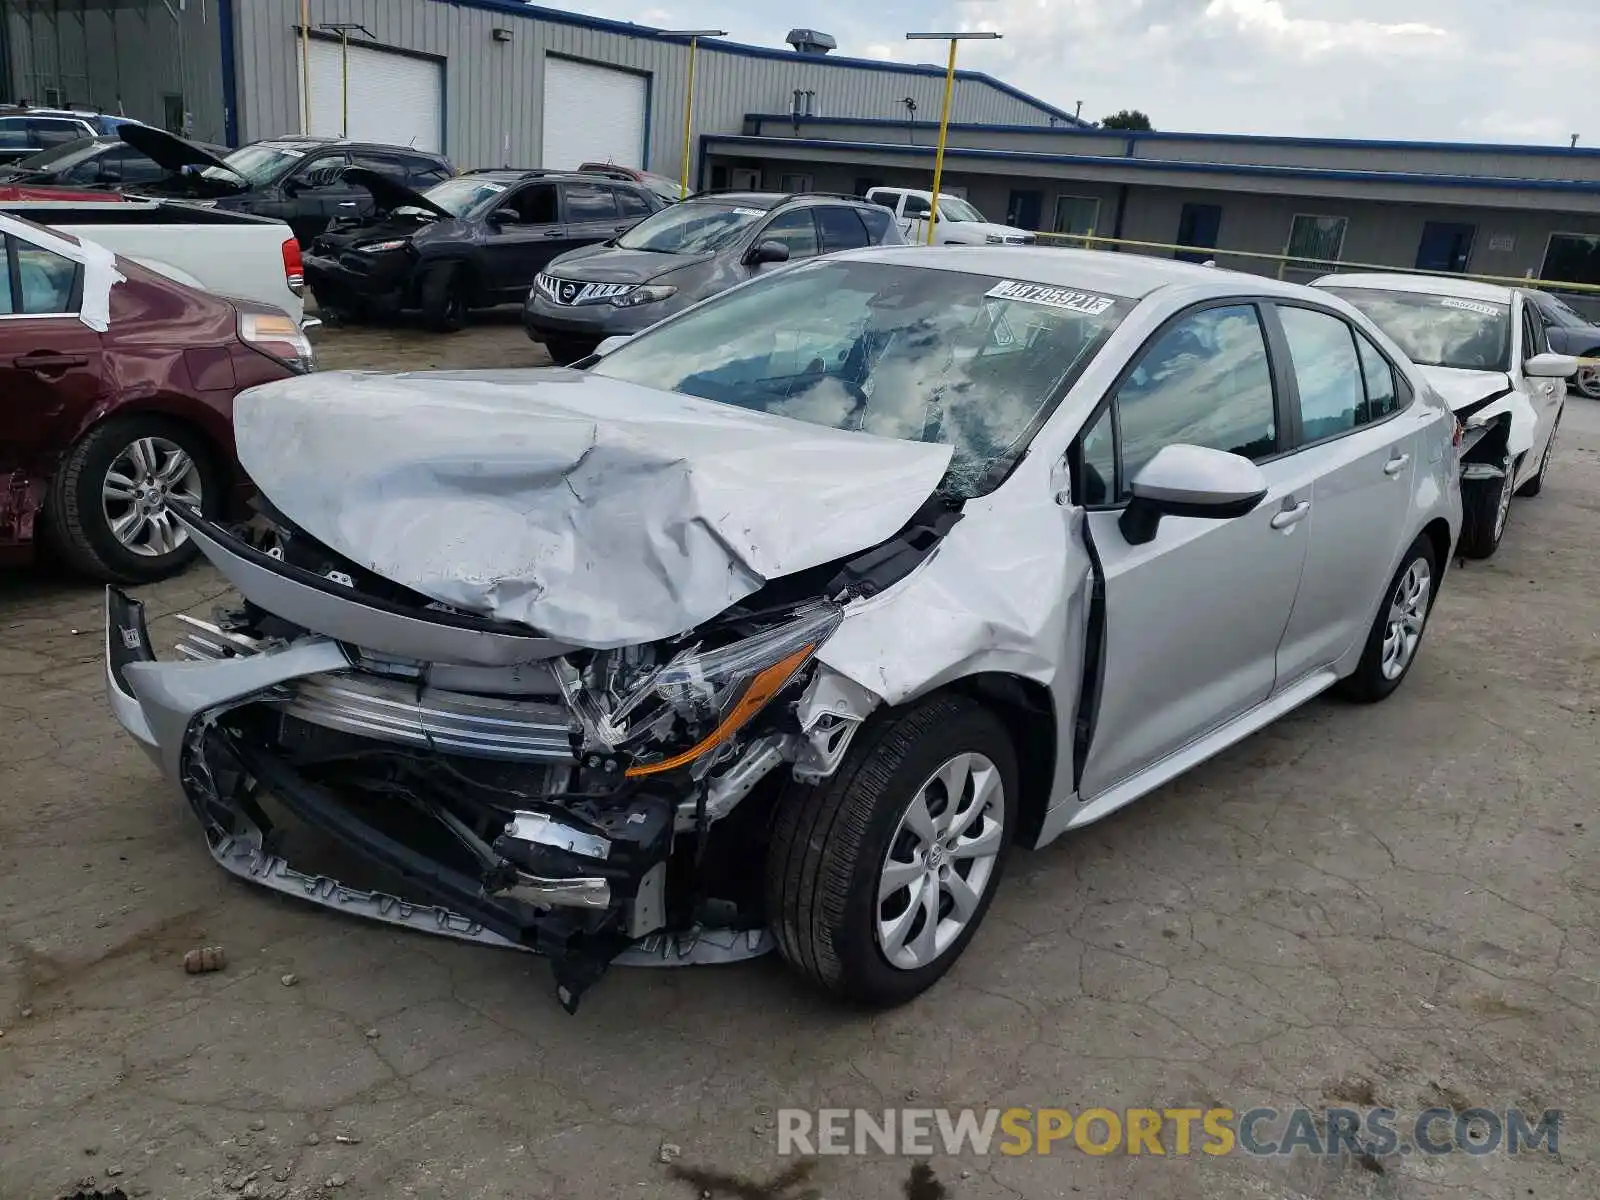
0 198 307 323
866 187 1037 247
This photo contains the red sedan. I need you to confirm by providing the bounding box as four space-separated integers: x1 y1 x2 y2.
0 212 312 582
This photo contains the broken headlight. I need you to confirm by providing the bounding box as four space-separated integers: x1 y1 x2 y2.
559 604 843 777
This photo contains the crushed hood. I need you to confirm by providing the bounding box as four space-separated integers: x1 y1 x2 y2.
231 370 954 648
1416 366 1512 413
341 166 454 220
118 123 236 177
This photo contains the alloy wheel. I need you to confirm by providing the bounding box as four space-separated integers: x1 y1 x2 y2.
1576 365 1600 401
1380 558 1432 681
875 751 1006 970
1493 464 1514 542
101 436 201 558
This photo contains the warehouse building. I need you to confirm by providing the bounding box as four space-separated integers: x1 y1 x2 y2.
0 0 1078 171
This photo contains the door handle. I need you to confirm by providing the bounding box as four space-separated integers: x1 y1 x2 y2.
1269 501 1311 531
337 201 358 207
14 351 89 370
543 229 565 238
1383 452 1411 476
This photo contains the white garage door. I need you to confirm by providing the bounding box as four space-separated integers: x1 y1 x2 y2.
541 56 646 170
305 39 442 153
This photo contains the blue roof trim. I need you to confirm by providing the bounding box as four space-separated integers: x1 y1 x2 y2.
432 0 1082 124
704 134 1600 194
745 113 1600 159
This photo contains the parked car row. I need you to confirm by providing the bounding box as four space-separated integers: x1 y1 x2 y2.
105 245 1482 1013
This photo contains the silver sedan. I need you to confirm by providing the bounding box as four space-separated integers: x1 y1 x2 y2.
105 247 1462 1011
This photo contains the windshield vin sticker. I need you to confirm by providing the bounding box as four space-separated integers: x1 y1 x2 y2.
731 207 766 217
1439 297 1499 316
986 281 1115 316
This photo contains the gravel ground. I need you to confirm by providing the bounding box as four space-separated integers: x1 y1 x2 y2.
1 325 1597 1200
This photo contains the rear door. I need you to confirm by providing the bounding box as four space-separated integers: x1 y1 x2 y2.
814 205 872 257
1270 303 1423 683
560 181 627 252
614 185 654 232
0 230 104 543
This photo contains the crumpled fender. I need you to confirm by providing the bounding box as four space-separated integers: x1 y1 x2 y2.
1468 391 1537 460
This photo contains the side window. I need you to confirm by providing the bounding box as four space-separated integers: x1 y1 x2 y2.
858 207 893 244
1115 304 1278 495
1277 306 1366 441
615 187 652 220
563 183 618 223
757 209 820 259
96 144 163 184
1520 298 1547 361
297 153 348 189
1354 331 1401 421
31 118 89 151
351 153 406 179
510 184 558 224
0 117 29 153
815 206 870 253
1079 407 1116 506
903 194 932 219
5 235 81 315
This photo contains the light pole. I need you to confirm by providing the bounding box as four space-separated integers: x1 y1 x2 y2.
905 31 1001 245
662 29 728 199
318 22 372 138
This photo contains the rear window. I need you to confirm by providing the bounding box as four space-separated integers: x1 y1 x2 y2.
564 183 618 222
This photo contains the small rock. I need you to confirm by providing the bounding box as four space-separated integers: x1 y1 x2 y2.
242 1182 262 1199
961 1169 973 1179
174 1163 186 1175
334 1134 361 1145
84 1146 99 1157
363 1028 379 1039
326 1174 347 1189
280 973 298 987
130 1186 151 1198
1114 940 1127 949
658 1142 682 1164
904 1088 918 1101
78 1177 97 1191
183 945 228 974
250 1118 267 1131
19 1006 31 1018
700 1192 712 1200
71 627 81 635
106 1165 124 1177
306 1133 321 1146
228 1173 248 1191
272 1167 291 1183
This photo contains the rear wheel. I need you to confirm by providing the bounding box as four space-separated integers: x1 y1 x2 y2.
1574 363 1600 401
766 694 1018 1007
420 264 468 333
1458 456 1516 559
45 415 219 583
1335 533 1437 704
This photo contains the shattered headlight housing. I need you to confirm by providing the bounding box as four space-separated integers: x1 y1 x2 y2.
558 604 843 778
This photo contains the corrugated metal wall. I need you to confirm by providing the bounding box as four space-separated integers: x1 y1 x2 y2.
231 0 1061 171
3 1 226 142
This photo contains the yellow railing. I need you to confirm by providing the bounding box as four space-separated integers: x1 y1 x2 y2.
1031 230 1600 298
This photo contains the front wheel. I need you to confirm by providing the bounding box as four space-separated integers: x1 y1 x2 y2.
420 265 467 333
542 337 597 366
1574 363 1600 401
1457 457 1516 559
766 694 1018 1007
1335 532 1437 703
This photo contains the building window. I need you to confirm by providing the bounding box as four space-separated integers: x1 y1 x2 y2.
1542 232 1600 287
779 173 813 193
162 93 186 135
1053 195 1101 246
1285 214 1348 269
43 86 64 108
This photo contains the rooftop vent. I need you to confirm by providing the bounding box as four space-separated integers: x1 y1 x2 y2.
786 28 837 55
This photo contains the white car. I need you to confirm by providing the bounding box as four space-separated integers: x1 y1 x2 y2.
866 186 1035 247
1314 273 1575 559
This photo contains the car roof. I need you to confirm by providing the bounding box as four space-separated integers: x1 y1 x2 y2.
830 245 1341 301
1312 271 1516 304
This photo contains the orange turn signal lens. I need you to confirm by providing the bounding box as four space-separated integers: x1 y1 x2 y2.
623 644 817 778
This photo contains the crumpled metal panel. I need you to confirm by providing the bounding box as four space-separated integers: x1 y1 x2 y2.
232 369 954 649
1416 366 1537 458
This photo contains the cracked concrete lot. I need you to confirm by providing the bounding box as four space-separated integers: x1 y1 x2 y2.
2 319 1598 1200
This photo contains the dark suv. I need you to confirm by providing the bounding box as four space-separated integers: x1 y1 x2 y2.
304 168 669 332
115 125 455 245
523 191 903 364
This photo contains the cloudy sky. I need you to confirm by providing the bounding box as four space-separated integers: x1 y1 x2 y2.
561 0 1596 144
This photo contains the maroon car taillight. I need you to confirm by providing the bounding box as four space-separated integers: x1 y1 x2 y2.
282 237 304 296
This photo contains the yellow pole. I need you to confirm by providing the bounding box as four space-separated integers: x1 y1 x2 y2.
679 36 698 199
340 29 350 137
926 38 958 245
299 0 311 134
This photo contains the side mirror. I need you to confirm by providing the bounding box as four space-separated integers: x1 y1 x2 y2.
489 207 521 226
280 178 299 197
1524 351 1578 379
595 334 633 356
1118 444 1268 546
746 239 790 266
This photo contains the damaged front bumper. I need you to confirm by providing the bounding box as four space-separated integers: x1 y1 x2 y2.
103 510 896 1011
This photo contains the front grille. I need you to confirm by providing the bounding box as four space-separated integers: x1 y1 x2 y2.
536 273 636 307
275 671 578 762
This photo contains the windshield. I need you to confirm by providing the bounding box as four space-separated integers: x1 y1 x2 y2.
1324 287 1512 372
9 138 106 172
615 200 769 254
936 196 986 223
1536 292 1592 328
414 176 510 216
202 143 304 185
591 259 1132 497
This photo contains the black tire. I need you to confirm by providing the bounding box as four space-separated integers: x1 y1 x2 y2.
765 694 1019 1007
542 337 597 366
420 264 467 332
1516 415 1560 498
1574 364 1600 401
1336 533 1439 704
44 415 221 584
1457 457 1516 560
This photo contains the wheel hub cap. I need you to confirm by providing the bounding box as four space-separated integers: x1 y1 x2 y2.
1380 559 1432 681
101 436 202 558
875 751 1006 972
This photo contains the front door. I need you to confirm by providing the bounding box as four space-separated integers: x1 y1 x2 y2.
1175 203 1223 263
746 208 821 278
1415 222 1476 273
284 152 363 245
1075 302 1309 798
1270 304 1422 681
1006 189 1042 230
1512 294 1563 481
482 182 564 297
